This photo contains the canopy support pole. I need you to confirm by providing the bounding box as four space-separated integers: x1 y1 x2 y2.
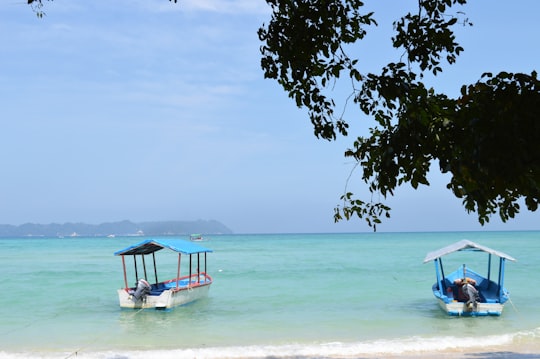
133 255 139 284
152 252 158 284
176 253 181 289
487 253 492 290
498 258 506 301
434 258 443 296
121 255 128 289
142 254 148 280
189 255 192 287
439 257 446 280
197 252 200 283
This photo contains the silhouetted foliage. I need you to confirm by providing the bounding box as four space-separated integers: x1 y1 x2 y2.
258 0 539 229
27 0 51 18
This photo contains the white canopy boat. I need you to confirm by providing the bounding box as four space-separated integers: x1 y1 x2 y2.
114 239 213 310
423 239 516 316
189 233 209 242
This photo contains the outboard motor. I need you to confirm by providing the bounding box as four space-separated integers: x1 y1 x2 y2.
132 278 151 301
462 282 480 310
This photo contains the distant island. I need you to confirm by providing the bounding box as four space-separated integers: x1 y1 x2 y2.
0 220 233 238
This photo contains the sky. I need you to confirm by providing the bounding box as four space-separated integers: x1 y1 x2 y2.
0 0 538 234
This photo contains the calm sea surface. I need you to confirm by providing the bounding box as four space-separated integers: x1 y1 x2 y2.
1 231 539 358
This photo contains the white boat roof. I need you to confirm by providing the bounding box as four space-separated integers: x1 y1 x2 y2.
423 239 516 263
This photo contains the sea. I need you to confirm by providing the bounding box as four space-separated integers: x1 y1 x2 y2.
1 231 540 359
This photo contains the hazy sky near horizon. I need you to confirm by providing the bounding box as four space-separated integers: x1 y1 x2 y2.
1 0 538 233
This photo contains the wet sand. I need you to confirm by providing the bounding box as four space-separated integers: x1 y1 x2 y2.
384 345 540 359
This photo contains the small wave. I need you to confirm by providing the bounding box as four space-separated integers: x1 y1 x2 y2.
2 328 540 359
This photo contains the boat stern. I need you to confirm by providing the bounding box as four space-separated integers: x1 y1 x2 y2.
438 298 505 316
117 279 212 310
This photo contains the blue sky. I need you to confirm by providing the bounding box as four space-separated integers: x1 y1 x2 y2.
0 0 538 233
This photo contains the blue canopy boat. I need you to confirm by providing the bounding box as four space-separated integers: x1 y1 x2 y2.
423 239 516 316
114 239 213 310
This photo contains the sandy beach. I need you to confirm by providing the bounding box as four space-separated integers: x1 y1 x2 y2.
389 345 540 359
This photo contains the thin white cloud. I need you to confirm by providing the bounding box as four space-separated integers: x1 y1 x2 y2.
134 0 270 15
182 0 269 14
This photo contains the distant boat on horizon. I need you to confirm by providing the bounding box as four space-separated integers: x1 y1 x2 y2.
190 233 210 242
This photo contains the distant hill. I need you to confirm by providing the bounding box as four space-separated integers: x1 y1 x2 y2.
0 220 233 238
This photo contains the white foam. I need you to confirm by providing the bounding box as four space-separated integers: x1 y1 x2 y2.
2 328 539 359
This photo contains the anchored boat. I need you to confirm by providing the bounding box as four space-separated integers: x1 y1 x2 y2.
423 239 516 316
189 233 208 242
114 239 213 310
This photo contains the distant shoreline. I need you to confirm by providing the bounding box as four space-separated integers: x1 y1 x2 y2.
0 219 233 238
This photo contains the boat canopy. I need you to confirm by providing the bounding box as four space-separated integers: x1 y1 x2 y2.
114 239 213 256
423 239 516 263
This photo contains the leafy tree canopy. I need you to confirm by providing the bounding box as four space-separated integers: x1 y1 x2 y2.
257 0 539 229
28 0 540 230
27 0 49 18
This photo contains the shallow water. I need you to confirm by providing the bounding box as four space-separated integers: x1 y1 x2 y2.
1 231 539 358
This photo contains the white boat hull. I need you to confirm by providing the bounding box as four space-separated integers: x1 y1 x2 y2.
436 297 504 316
118 283 211 310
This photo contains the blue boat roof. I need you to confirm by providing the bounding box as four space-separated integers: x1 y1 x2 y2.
114 239 213 256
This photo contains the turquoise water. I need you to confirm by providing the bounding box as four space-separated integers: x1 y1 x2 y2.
1 231 539 358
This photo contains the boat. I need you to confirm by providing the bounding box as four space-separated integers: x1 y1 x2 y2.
114 239 213 310
423 239 516 316
189 233 209 242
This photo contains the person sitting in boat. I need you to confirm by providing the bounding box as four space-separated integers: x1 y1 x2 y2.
454 277 480 310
